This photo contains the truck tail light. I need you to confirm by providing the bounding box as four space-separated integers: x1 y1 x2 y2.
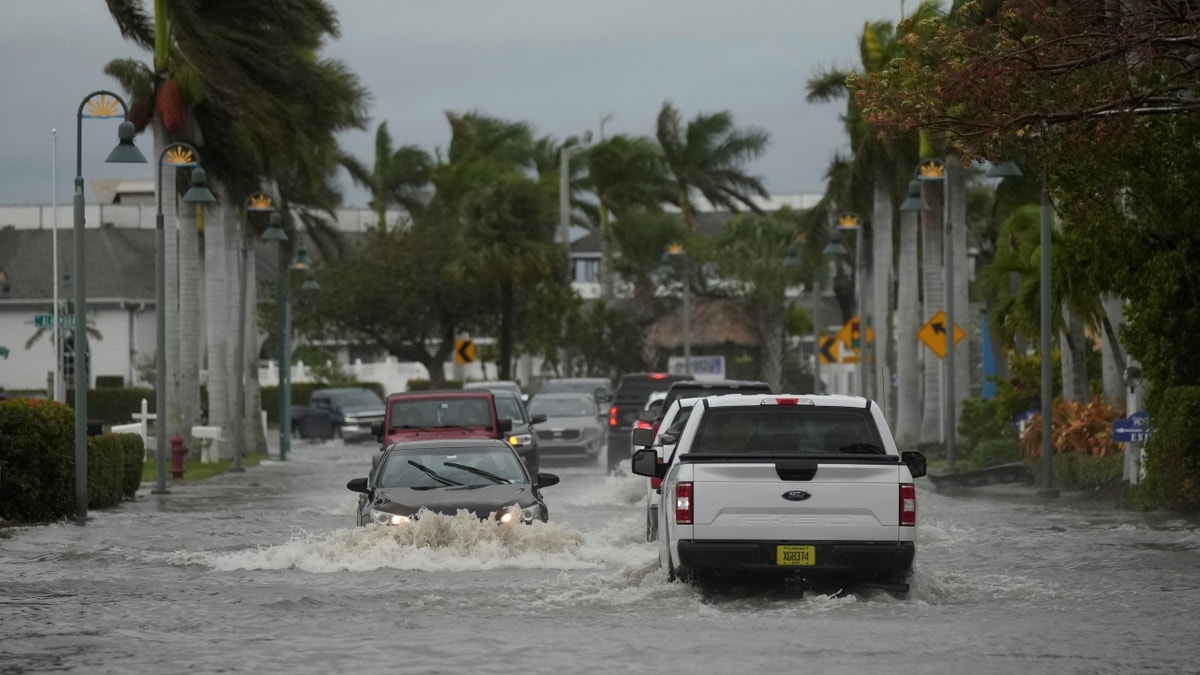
608 406 618 428
634 419 653 430
675 482 693 524
899 483 916 526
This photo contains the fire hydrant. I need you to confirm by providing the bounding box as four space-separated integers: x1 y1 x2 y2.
170 433 188 479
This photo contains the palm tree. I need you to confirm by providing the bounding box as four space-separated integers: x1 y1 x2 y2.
586 134 673 302
340 122 433 231
654 101 771 233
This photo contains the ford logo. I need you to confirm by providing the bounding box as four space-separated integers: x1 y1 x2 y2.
781 490 812 502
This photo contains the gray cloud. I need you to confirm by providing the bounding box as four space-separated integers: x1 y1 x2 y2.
0 0 902 207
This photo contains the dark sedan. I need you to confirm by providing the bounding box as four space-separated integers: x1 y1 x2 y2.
346 439 559 526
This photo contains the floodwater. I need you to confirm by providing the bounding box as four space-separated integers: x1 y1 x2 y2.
2 439 1199 675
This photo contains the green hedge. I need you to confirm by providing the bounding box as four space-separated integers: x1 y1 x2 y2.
1141 386 1200 511
0 398 144 523
260 381 385 425
405 379 463 391
67 387 156 428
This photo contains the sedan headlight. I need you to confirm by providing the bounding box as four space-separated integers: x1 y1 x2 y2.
507 433 533 447
369 508 412 526
497 503 539 525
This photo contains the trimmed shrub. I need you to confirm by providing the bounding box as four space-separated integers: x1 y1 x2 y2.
0 398 74 522
1141 386 1200 511
113 433 145 499
968 438 1023 469
958 398 1017 454
87 434 126 508
67 387 156 427
1028 452 1124 492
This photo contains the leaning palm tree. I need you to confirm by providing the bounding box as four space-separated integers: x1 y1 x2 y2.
340 121 433 231
586 134 674 302
654 101 771 233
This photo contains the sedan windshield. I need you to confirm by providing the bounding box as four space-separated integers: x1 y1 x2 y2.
378 448 526 488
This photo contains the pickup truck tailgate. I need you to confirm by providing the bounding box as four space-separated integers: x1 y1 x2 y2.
689 461 902 542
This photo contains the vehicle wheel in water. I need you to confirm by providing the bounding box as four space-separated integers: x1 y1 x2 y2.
332 425 343 441
292 422 304 440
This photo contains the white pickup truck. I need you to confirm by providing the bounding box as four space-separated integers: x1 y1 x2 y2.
632 393 926 593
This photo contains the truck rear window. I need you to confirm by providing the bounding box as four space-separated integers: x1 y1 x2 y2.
690 407 883 456
389 398 492 428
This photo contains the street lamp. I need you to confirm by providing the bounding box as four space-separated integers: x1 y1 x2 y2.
914 157 960 471
230 193 278 473
987 159 1056 497
558 131 592 282
837 212 867 397
262 219 318 461
154 144 216 495
656 242 691 376
72 90 147 522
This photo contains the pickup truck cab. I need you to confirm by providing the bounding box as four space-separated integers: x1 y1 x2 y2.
291 387 385 442
632 393 926 594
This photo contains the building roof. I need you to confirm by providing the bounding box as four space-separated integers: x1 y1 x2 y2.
643 297 760 348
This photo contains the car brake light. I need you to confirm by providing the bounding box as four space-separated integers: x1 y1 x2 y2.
635 419 653 430
675 482 693 524
650 373 667 380
899 483 917 526
761 397 814 406
608 406 618 427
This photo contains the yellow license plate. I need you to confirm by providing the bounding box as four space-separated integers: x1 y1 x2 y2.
776 545 815 566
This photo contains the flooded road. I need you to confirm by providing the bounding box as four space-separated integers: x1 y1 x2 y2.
3 438 1199 674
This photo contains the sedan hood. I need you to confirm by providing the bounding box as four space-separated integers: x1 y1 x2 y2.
373 484 533 518
341 405 385 417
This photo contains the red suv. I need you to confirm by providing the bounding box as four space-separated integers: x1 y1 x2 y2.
373 389 513 450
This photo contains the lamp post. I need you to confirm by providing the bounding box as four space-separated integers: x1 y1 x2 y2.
986 160 1056 496
913 158 959 471
154 144 216 495
261 216 291 460
837 212 867 396
72 91 147 522
231 194 278 472
657 243 691 376
558 131 592 282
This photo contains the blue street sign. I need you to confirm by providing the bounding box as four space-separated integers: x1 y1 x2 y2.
1113 411 1151 443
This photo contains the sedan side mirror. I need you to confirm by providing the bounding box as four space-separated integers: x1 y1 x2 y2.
536 472 560 488
346 477 370 493
901 451 927 479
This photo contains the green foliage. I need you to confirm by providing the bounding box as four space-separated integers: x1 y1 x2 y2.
957 397 1017 453
1140 386 1200 512
989 350 1060 429
968 438 1023 470
70 387 156 427
87 434 127 508
95 376 125 388
0 398 73 522
1027 453 1124 492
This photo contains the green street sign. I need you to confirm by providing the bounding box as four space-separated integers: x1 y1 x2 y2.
34 314 73 329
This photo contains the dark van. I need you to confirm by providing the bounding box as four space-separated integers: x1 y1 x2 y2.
605 372 688 471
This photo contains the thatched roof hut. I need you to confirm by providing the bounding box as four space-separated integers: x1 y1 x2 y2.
644 297 759 349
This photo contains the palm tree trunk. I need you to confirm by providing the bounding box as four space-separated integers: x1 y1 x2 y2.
895 205 922 448
179 193 203 446
1101 296 1126 403
155 121 184 443
244 240 267 454
871 178 894 421
919 181 944 445
758 305 785 392
203 190 231 457
1060 312 1091 403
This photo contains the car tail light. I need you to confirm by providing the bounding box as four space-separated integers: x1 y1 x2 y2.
650 372 668 380
608 405 618 427
760 397 814 406
634 419 653 430
899 483 916 526
675 482 693 524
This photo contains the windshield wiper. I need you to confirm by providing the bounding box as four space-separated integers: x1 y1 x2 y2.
442 461 510 484
391 424 430 432
407 460 462 486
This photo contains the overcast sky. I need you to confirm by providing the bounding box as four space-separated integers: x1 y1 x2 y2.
0 0 904 208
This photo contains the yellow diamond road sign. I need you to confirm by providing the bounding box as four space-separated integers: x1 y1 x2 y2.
818 336 840 365
454 339 476 365
918 310 965 359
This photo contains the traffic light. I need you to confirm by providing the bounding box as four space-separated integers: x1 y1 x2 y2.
850 320 861 349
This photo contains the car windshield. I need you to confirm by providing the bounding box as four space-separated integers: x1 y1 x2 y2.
691 408 883 456
542 379 607 395
388 398 492 429
331 389 383 408
377 447 527 488
492 395 526 423
530 396 596 418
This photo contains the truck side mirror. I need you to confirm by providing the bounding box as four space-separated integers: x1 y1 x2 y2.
371 421 383 440
901 451 927 478
530 413 548 425
496 418 513 434
631 427 655 448
631 448 666 479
